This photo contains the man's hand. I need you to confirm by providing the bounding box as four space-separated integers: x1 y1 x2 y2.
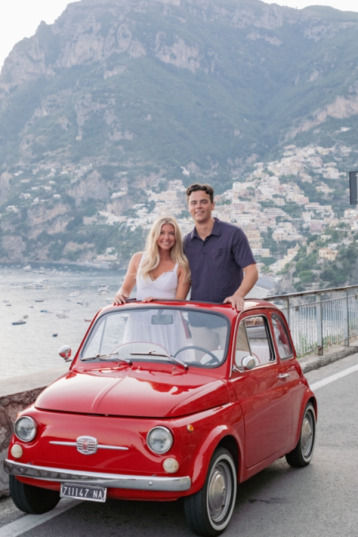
223 294 245 311
224 264 258 310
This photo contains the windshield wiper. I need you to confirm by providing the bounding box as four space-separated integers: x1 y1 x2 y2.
131 350 188 370
82 352 132 364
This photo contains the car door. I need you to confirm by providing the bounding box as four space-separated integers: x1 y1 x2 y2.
230 313 294 469
270 312 307 440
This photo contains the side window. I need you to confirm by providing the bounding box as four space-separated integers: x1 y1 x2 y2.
235 322 251 365
272 314 293 360
245 316 273 364
235 316 274 366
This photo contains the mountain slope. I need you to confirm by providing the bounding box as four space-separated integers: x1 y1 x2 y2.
0 0 357 287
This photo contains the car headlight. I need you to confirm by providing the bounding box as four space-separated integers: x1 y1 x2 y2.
14 416 37 442
147 426 173 454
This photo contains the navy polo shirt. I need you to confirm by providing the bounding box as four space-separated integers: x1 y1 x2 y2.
183 218 256 303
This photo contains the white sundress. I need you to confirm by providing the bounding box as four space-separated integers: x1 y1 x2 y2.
122 259 190 355
136 259 179 300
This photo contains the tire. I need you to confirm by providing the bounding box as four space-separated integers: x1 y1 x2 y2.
184 448 237 537
286 402 316 468
9 475 60 514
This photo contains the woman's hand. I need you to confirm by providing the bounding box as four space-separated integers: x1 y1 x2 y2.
114 291 129 305
113 252 142 305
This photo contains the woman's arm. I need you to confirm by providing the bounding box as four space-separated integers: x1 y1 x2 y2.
114 252 142 304
175 266 191 300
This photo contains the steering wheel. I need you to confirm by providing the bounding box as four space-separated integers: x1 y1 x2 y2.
174 345 221 365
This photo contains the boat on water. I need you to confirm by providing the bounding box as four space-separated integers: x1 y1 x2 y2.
97 285 109 295
12 320 26 326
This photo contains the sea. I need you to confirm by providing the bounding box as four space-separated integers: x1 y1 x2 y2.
0 264 123 380
0 264 272 381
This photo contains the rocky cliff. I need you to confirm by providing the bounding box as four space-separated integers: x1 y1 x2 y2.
0 0 358 282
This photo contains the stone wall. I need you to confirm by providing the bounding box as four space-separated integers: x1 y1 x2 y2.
0 388 43 498
0 367 66 499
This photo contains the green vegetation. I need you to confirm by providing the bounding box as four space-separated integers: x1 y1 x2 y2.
287 229 358 291
0 0 358 278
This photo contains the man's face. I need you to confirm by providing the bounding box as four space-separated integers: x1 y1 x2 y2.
187 190 215 224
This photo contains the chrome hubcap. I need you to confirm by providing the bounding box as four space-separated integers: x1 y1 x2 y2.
208 462 232 522
301 412 314 457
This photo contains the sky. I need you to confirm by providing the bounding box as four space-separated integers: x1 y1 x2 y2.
0 1 358 70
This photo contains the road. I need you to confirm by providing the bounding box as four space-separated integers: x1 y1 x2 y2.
1 353 357 537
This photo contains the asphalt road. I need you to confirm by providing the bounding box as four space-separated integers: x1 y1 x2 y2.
1 353 357 537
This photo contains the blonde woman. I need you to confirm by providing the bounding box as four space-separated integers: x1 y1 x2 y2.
114 216 190 304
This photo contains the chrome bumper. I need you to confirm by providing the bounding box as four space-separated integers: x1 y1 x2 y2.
3 459 191 492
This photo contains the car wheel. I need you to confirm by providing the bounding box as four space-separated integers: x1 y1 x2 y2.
10 475 60 514
286 402 316 468
184 447 237 537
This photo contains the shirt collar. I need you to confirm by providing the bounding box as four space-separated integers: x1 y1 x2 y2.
190 217 222 240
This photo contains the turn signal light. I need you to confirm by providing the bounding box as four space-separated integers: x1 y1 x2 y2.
11 444 23 459
163 458 179 474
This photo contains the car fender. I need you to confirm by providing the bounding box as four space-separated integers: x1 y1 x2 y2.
188 424 242 494
292 389 317 448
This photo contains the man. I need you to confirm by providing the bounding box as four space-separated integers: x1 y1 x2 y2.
184 183 258 311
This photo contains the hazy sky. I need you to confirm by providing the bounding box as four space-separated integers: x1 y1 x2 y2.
0 0 358 70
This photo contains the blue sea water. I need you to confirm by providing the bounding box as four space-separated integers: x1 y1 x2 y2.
0 264 271 380
0 265 123 380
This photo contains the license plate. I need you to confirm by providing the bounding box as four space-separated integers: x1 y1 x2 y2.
60 483 107 503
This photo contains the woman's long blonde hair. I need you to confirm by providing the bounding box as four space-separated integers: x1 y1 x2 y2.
138 216 190 281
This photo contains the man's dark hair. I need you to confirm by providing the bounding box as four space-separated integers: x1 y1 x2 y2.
186 183 214 203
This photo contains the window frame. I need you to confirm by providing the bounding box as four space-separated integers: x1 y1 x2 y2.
234 313 276 369
270 313 294 361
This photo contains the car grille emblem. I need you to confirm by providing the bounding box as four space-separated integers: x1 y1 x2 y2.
76 436 98 455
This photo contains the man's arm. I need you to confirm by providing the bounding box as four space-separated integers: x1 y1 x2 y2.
223 263 259 310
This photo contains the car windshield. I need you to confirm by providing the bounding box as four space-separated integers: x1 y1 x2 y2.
80 307 229 368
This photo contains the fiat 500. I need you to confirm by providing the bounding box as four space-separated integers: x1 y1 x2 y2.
4 299 316 536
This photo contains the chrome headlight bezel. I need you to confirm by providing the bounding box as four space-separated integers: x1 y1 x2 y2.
14 416 37 442
147 426 173 454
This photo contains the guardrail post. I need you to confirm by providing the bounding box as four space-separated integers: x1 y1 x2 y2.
266 284 358 358
344 290 349 346
285 297 290 326
316 294 323 355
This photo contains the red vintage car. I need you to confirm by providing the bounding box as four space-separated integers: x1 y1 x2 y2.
4 299 316 536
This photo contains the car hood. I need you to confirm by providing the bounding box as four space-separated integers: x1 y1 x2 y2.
35 368 230 418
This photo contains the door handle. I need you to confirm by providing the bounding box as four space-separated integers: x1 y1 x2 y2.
278 373 289 380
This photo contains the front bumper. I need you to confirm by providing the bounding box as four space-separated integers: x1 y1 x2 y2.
3 459 191 492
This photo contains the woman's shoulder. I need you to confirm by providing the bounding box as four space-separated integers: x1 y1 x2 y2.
177 263 190 279
129 251 144 268
132 251 144 260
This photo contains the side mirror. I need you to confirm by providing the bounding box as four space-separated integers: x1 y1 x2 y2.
59 345 72 362
241 355 259 370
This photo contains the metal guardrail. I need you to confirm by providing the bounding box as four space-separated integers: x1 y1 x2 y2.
266 285 358 357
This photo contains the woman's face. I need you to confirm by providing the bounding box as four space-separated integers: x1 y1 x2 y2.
157 223 176 251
